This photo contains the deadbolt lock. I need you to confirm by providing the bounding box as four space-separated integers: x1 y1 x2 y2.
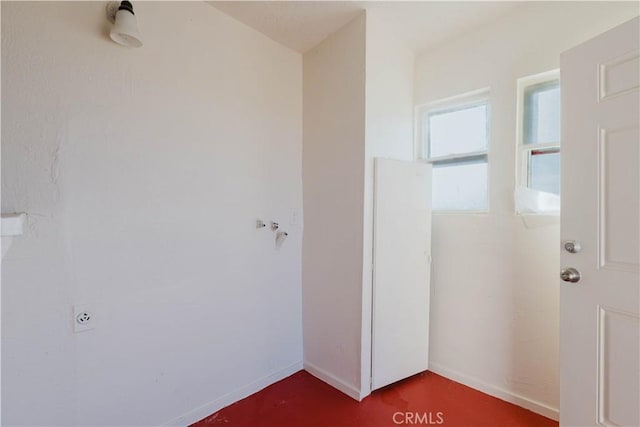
564 241 582 254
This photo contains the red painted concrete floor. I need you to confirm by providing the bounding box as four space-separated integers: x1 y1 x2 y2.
192 370 558 427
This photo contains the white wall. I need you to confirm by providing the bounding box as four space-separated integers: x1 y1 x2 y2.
1 2 303 426
415 2 639 419
302 10 416 399
302 13 366 399
360 11 415 396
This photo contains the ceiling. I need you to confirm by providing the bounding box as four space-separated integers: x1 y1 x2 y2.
209 1 522 54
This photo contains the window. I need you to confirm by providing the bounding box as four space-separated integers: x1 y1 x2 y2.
420 90 490 212
516 71 561 213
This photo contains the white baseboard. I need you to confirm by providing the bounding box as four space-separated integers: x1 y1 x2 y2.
303 360 362 401
428 362 559 421
162 361 303 427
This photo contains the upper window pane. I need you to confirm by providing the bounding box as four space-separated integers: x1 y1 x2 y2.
427 103 488 158
523 81 560 145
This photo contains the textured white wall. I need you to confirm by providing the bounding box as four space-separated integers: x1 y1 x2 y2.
360 10 415 396
302 13 366 398
302 11 416 400
414 2 639 419
1 2 302 426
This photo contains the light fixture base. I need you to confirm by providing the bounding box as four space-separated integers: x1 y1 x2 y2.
106 2 119 24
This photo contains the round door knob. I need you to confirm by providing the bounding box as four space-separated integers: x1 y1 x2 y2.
560 267 581 283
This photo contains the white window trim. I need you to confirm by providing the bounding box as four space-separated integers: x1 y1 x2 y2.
415 88 491 214
515 69 560 215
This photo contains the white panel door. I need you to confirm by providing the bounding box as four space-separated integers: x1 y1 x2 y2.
560 17 639 427
372 158 431 390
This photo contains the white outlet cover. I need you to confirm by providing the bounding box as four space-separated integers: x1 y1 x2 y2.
73 304 96 333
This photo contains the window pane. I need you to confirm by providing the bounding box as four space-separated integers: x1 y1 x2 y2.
524 81 560 145
432 160 488 211
427 103 488 158
529 149 560 195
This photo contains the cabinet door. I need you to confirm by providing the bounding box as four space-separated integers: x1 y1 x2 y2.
372 158 432 390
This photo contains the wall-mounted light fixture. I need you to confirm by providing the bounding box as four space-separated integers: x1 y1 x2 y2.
106 1 142 48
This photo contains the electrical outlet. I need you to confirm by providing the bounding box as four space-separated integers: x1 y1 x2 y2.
73 305 96 333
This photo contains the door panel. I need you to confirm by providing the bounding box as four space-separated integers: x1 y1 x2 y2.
560 17 639 427
372 158 431 390
597 307 640 426
599 126 639 271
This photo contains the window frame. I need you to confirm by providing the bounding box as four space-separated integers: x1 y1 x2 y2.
416 88 491 214
515 69 561 214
